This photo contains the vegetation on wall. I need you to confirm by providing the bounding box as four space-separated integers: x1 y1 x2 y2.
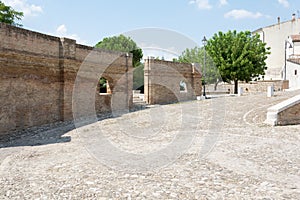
0 1 23 27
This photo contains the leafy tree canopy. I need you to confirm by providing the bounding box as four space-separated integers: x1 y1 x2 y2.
0 1 23 27
133 63 144 92
206 30 270 94
95 34 143 67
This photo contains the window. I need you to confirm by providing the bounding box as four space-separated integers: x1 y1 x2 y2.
295 70 297 76
179 81 187 92
99 77 111 94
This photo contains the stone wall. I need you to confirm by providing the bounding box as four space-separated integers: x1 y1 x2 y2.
0 23 132 135
214 80 289 94
265 94 300 126
144 58 202 104
239 80 289 92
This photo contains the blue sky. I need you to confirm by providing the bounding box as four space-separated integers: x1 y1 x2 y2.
2 0 299 58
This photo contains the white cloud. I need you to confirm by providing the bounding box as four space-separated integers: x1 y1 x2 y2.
224 9 267 19
54 24 88 45
278 0 289 8
219 0 228 6
56 24 67 35
189 0 212 10
2 0 43 18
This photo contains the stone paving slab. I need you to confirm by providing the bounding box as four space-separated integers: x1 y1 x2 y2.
0 90 299 199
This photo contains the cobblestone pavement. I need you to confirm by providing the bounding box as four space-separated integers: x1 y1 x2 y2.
0 91 300 199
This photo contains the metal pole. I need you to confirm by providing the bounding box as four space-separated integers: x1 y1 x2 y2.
284 41 286 80
203 44 206 98
125 53 129 110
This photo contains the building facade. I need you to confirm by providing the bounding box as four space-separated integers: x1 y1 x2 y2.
253 14 300 81
286 34 300 89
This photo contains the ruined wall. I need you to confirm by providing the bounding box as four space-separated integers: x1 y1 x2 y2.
0 23 132 135
144 58 202 104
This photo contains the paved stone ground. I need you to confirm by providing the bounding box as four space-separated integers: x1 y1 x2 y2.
0 90 300 199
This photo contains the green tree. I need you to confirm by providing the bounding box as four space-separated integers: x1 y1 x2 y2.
178 46 221 90
0 1 23 26
95 34 143 67
206 30 270 94
133 63 144 92
99 77 107 93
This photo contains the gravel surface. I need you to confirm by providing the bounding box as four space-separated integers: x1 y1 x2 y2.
0 90 299 199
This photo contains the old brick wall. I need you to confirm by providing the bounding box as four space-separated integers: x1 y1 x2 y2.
144 58 202 104
0 23 132 135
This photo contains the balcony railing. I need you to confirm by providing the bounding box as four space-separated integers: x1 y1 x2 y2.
287 54 300 65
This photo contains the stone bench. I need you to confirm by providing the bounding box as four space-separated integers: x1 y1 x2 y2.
265 94 300 126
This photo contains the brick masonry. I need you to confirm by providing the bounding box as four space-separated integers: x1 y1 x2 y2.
0 23 133 135
144 58 202 104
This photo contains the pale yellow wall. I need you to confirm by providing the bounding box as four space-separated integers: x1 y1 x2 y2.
286 61 300 89
254 17 300 80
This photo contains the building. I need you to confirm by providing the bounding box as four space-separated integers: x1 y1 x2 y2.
286 34 300 89
253 14 300 81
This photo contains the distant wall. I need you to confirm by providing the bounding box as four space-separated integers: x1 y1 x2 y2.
239 80 289 92
144 58 202 104
0 23 132 135
215 80 289 94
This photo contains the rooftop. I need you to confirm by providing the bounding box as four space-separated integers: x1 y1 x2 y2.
291 34 300 42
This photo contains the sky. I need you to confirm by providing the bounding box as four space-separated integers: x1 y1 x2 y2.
2 0 300 59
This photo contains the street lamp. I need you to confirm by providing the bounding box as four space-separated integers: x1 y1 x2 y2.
284 40 293 80
202 36 207 98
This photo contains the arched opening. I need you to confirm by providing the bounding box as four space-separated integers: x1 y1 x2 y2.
179 80 187 92
133 64 144 94
99 77 111 94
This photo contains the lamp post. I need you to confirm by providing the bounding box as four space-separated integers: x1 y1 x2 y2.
202 36 207 98
284 40 293 80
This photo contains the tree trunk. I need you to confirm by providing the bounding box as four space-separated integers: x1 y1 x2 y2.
234 80 238 94
214 80 219 91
